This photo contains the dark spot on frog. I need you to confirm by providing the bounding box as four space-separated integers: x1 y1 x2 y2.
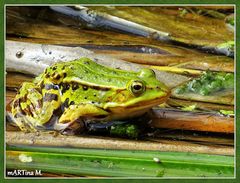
60 98 69 112
72 83 79 90
51 72 61 80
36 87 42 94
82 85 88 91
52 66 57 71
13 99 20 108
43 93 58 102
28 104 34 114
49 51 52 55
45 73 50 78
36 99 42 109
54 74 61 80
18 96 27 105
61 98 69 112
84 61 90 65
108 78 112 82
45 84 59 90
65 98 69 104
40 82 45 89
69 101 75 105
61 83 70 93
51 72 56 77
16 51 24 58
84 97 88 100
91 86 110 91
20 108 26 115
93 94 97 97
63 72 67 78
22 106 33 117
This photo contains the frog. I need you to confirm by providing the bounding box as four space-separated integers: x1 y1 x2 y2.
11 57 170 133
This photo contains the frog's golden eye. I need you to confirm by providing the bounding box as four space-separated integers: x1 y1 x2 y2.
130 80 146 95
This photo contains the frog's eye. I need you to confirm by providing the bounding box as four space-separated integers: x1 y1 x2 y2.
130 80 146 95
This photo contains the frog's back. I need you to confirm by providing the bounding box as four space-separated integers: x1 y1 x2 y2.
49 58 139 89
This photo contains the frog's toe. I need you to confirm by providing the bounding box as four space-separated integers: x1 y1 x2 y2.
17 116 39 132
12 104 39 132
54 118 85 134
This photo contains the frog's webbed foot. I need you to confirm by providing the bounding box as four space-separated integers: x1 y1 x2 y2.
11 82 61 132
56 104 109 133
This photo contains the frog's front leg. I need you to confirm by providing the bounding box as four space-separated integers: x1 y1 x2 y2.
11 82 61 132
55 104 109 132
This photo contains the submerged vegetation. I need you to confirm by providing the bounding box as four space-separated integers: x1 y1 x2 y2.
175 71 234 96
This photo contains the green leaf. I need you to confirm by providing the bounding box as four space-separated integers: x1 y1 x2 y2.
6 145 234 177
181 104 196 111
219 110 234 116
217 41 234 49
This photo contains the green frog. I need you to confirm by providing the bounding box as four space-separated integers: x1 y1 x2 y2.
11 57 170 133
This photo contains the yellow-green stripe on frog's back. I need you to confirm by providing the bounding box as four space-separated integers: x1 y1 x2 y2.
54 58 139 89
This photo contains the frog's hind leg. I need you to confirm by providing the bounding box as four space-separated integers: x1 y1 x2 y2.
12 82 43 131
56 104 109 133
11 82 61 132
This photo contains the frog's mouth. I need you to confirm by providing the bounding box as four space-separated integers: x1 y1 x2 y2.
108 91 171 114
127 93 170 111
